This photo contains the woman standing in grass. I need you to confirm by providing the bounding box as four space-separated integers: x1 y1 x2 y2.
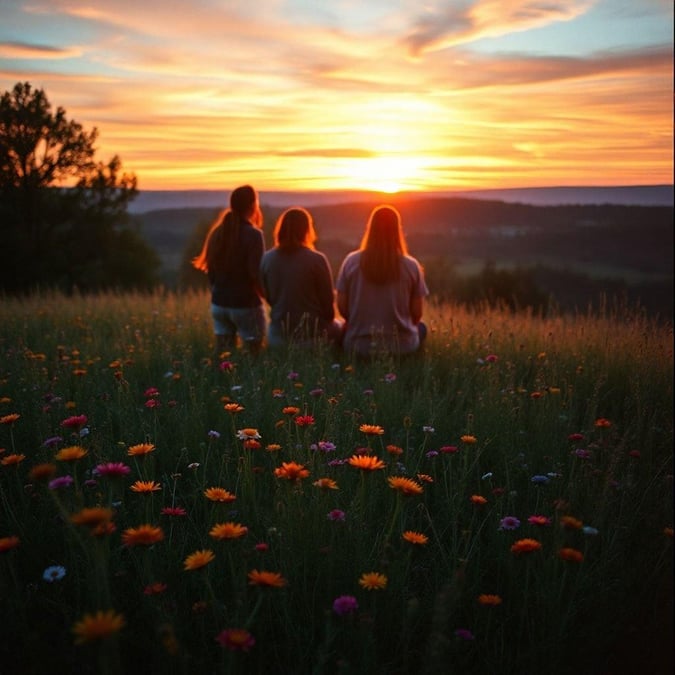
336 204 429 357
192 185 266 356
260 207 343 348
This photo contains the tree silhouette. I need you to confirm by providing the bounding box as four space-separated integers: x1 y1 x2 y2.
0 81 160 292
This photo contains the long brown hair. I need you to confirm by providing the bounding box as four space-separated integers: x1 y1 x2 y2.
192 185 261 273
273 207 317 251
359 205 409 284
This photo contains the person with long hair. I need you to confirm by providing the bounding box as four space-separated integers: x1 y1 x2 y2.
260 207 343 348
336 204 429 357
192 185 266 355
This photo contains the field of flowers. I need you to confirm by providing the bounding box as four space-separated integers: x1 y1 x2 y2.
0 290 672 675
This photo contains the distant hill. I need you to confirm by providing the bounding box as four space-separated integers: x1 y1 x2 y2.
129 184 673 213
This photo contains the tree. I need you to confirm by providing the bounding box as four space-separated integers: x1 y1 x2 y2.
0 81 160 292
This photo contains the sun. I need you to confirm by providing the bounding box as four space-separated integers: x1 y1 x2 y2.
342 155 427 193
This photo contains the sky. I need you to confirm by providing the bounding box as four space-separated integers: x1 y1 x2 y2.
0 0 673 193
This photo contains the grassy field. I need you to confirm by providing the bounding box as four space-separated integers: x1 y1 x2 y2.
0 290 672 675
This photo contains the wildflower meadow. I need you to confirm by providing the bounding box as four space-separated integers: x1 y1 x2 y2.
0 290 672 675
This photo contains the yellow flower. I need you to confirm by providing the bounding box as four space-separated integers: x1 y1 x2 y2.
130 480 162 493
204 487 237 502
55 445 88 461
402 531 429 545
209 522 249 540
348 455 386 471
359 424 384 435
128 443 155 456
184 549 215 570
388 476 423 495
358 572 388 591
248 569 287 588
72 609 125 645
313 478 339 490
121 524 164 547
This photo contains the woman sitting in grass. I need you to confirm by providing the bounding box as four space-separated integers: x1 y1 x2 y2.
336 204 429 357
260 207 343 348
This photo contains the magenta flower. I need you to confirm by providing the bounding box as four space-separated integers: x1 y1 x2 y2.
333 595 358 616
327 509 346 522
48 475 74 490
161 506 187 517
61 415 87 430
454 628 475 640
94 462 131 478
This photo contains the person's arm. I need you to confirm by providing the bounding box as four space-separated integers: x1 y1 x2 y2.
316 256 337 320
410 296 423 325
337 291 349 322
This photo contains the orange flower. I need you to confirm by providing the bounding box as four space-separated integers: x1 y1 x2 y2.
72 610 125 645
121 524 164 547
282 406 300 416
470 495 487 505
224 403 245 413
402 531 428 545
236 428 261 440
265 443 282 452
510 538 542 554
478 594 503 606
244 439 261 450
71 507 115 529
359 424 384 436
348 455 385 471
130 480 162 493
416 473 434 484
358 572 388 590
664 527 674 538
55 445 88 461
28 462 57 482
128 443 155 456
594 418 612 428
0 413 20 425
386 444 403 456
388 476 423 495
0 535 20 553
560 516 583 530
558 547 584 563
183 549 215 570
313 477 339 490
204 487 237 502
1 453 25 466
209 522 249 540
248 569 287 588
274 461 310 481
460 435 477 444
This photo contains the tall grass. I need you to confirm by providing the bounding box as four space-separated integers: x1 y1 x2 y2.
0 290 672 675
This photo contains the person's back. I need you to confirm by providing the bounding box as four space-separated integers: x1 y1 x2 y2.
336 205 428 357
260 207 343 348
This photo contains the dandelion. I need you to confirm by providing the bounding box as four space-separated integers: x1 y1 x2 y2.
510 538 542 554
1 453 25 466
128 443 155 456
72 610 125 645
359 424 384 436
121 524 164 547
236 428 261 440
93 462 131 478
204 487 236 502
388 476 423 495
499 516 521 531
478 594 502 606
333 595 358 616
130 480 162 493
558 547 584 563
470 495 487 505
209 522 248 540
248 570 287 588
402 531 429 545
43 565 67 582
460 435 477 444
0 536 20 553
358 572 388 591
54 446 88 461
327 509 346 522
348 455 385 471
183 549 215 571
561 516 583 530
215 628 255 652
48 475 74 490
313 478 339 490
274 462 310 481
527 515 551 527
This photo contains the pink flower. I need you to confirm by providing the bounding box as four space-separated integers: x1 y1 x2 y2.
215 628 255 652
333 595 358 616
60 415 87 430
94 462 131 478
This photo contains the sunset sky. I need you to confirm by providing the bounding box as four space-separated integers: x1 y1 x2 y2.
1 0 672 193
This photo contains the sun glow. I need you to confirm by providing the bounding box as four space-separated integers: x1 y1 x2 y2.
336 155 431 193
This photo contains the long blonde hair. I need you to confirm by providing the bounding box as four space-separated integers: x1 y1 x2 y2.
359 205 409 284
192 185 261 273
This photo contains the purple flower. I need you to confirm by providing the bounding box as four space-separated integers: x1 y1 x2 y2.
48 475 74 490
327 509 346 522
208 430 221 439
333 595 358 616
384 373 397 383
42 436 63 448
426 450 439 458
287 371 299 381
454 628 475 640
499 516 521 531
317 441 336 453
573 448 592 459
530 475 550 485
309 388 324 397
327 459 347 467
